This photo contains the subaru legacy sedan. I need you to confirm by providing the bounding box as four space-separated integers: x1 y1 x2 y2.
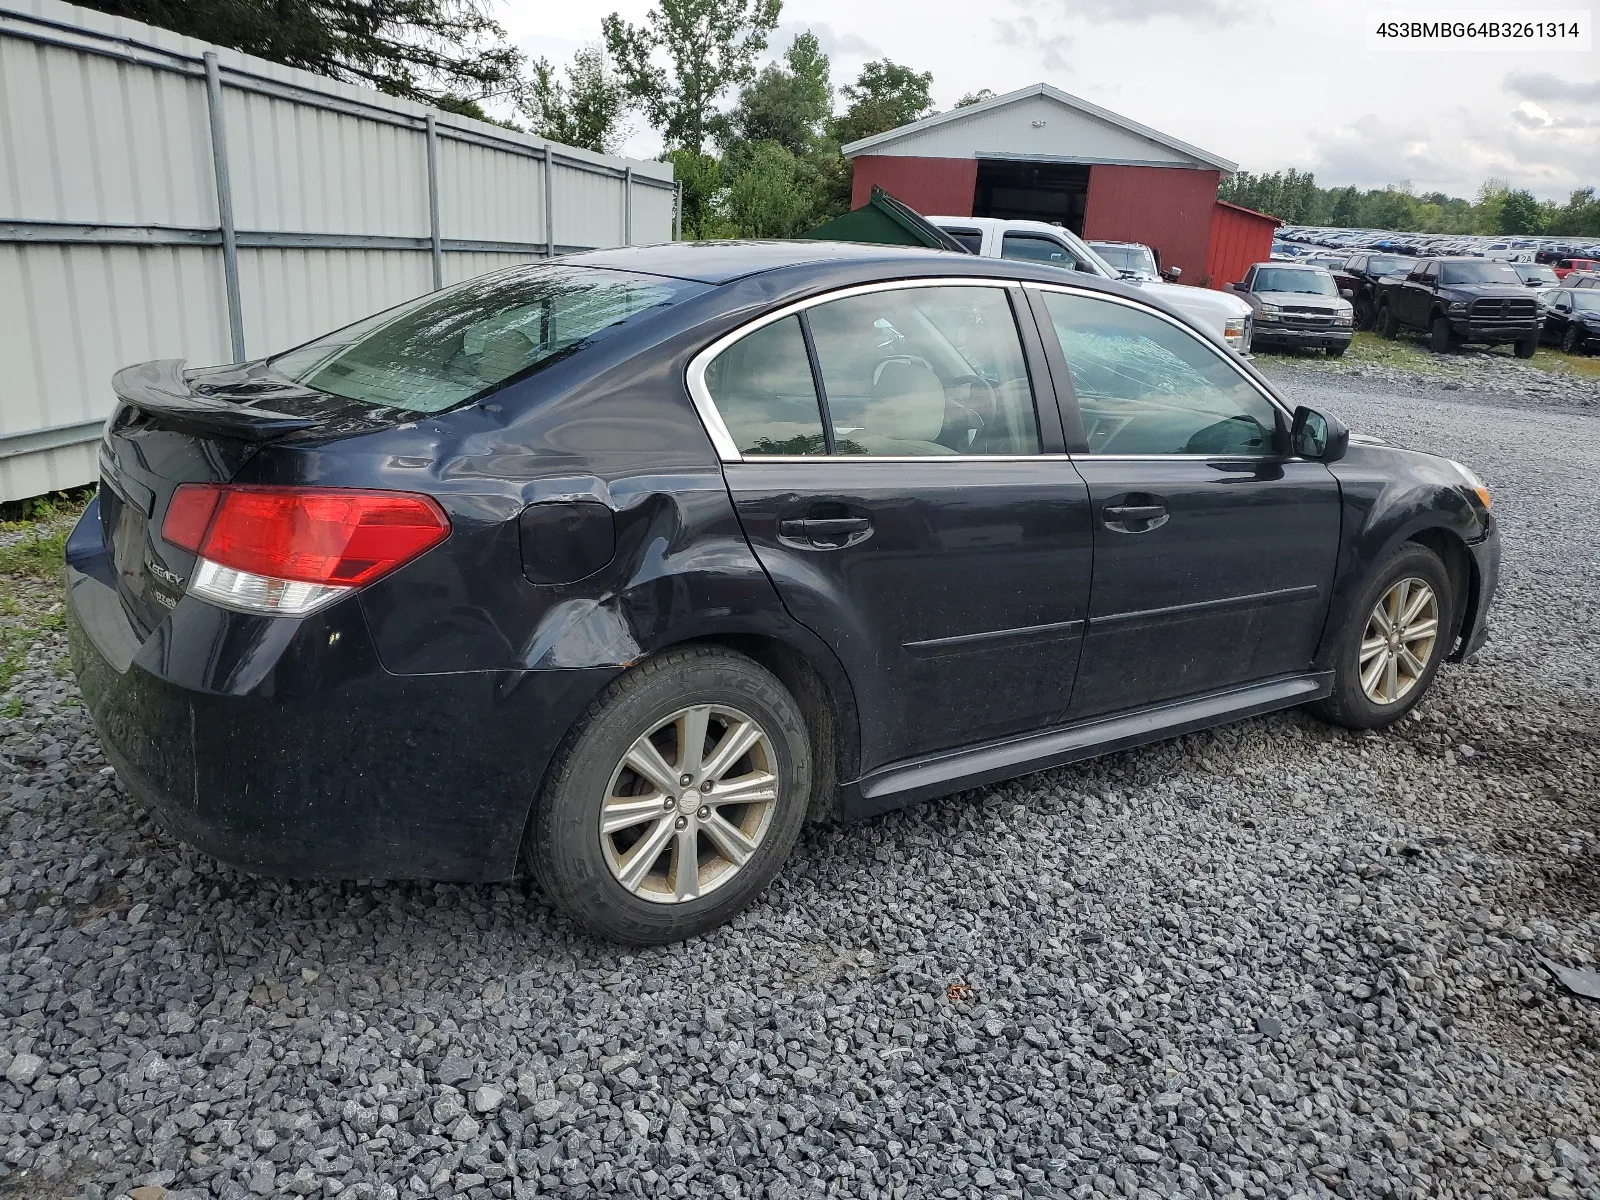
67 242 1499 944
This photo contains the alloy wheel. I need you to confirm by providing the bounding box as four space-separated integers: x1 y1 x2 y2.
599 704 779 904
1359 577 1440 705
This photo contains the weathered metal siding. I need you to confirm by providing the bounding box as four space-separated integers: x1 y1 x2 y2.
849 156 978 216
1204 201 1280 291
0 0 677 501
1081 165 1221 284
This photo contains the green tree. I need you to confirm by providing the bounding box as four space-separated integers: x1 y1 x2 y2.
75 0 521 107
953 88 994 108
523 45 628 153
721 140 815 236
715 32 831 154
829 59 935 146
664 148 723 238
602 0 780 154
1498 188 1545 235
1549 188 1600 237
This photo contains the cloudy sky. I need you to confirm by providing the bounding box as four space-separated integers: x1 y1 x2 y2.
498 0 1600 201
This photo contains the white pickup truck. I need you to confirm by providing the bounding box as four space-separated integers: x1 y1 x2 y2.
929 216 1254 353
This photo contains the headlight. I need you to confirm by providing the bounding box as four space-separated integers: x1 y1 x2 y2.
1224 317 1248 340
1260 303 1282 314
1333 314 1353 327
1448 301 1469 313
1449 459 1492 510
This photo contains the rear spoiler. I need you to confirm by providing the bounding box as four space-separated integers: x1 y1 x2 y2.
111 359 319 441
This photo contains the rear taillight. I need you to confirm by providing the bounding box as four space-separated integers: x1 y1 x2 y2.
162 485 449 616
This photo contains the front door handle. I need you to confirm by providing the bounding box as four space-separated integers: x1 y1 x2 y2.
778 516 872 548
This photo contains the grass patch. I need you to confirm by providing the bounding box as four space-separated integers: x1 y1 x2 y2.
0 484 94 528
1528 346 1600 379
0 526 69 581
1259 332 1466 378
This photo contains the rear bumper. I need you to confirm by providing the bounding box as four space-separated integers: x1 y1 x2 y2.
66 498 618 881
1453 519 1500 662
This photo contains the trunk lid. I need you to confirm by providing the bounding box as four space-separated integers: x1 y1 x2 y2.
99 359 402 638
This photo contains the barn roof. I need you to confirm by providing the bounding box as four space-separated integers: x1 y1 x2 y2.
841 83 1237 174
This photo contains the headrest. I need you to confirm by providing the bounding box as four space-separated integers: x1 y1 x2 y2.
870 359 946 443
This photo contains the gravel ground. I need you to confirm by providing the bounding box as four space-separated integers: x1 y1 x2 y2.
2 378 1599 1200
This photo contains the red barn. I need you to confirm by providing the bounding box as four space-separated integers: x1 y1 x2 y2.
1207 201 1284 290
843 84 1257 290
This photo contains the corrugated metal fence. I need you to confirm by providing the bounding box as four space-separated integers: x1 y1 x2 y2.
0 0 680 501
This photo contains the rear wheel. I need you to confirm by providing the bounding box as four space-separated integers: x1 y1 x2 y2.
1430 316 1454 353
1514 330 1538 359
1562 325 1584 354
1379 304 1400 340
1309 543 1454 730
528 646 812 943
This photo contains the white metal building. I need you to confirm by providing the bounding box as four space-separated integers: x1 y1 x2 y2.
0 0 678 500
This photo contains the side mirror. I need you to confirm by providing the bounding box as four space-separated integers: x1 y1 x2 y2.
1161 266 1182 282
1339 287 1355 300
1290 405 1349 462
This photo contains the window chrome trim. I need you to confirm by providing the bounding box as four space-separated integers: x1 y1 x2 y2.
685 277 1033 464
1021 280 1293 422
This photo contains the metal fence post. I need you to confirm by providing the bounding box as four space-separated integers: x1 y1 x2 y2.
425 113 443 290
624 166 633 246
203 52 245 363
544 145 556 258
674 180 683 241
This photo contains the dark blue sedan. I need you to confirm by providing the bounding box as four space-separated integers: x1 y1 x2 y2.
67 242 1499 943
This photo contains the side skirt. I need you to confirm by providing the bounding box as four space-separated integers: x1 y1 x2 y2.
837 672 1334 821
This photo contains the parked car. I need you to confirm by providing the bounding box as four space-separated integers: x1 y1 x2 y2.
1086 240 1172 281
1514 263 1560 289
1554 258 1600 279
929 217 1255 352
1542 288 1600 354
1331 254 1414 330
68 243 1500 943
1571 272 1600 290
1374 258 1542 355
1226 263 1354 355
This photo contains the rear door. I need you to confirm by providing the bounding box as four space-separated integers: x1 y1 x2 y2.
692 280 1095 771
1028 284 1342 719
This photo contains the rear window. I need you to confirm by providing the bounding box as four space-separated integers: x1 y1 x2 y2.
270 265 703 413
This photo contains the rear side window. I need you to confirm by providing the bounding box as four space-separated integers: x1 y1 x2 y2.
944 228 984 253
271 265 701 413
702 316 828 456
699 285 1041 458
1041 291 1278 456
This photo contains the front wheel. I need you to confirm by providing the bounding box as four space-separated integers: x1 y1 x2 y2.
1379 305 1400 340
528 646 812 944
1354 297 1375 331
1514 330 1538 359
1430 316 1454 353
1309 544 1455 730
1326 343 1348 358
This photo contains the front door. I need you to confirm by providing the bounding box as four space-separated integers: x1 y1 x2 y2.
695 282 1095 770
1031 286 1342 720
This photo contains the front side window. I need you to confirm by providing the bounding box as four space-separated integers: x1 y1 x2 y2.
702 316 828 456
271 265 700 413
1040 291 1280 457
806 286 1039 456
1001 233 1084 270
699 285 1041 458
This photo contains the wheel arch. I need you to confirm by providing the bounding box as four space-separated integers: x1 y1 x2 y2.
1405 526 1474 653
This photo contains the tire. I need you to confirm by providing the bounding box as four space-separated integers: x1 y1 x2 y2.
1326 343 1347 358
1429 316 1454 353
1379 304 1399 340
1309 543 1455 731
1513 330 1538 359
528 646 812 944
1562 325 1584 355
1354 297 1375 332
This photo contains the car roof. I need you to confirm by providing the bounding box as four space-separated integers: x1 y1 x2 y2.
564 240 972 285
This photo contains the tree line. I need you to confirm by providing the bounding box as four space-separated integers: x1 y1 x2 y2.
1219 169 1600 239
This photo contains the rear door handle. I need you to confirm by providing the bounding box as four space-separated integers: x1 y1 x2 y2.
1103 505 1166 522
778 516 872 548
